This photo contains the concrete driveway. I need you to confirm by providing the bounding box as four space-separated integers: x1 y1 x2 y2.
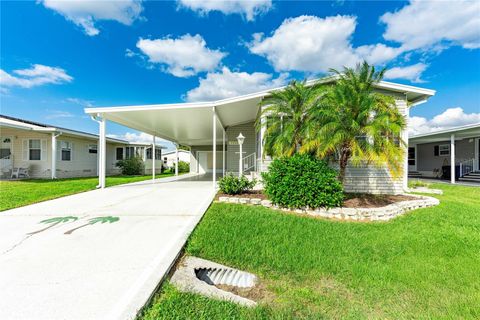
0 174 215 320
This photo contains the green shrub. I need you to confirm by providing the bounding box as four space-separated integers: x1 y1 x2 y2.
219 174 256 195
116 156 144 175
178 161 190 173
262 154 344 209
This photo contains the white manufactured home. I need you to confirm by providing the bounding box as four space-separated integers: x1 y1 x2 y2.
85 79 435 194
162 149 191 169
0 115 164 179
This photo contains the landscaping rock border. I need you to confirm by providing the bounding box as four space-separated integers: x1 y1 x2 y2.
217 194 440 222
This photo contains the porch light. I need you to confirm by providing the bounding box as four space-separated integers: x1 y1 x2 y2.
236 133 245 146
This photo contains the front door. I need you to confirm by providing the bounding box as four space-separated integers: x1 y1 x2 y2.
0 136 13 175
198 152 209 174
408 146 416 171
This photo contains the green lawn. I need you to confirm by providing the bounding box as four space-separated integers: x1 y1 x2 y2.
141 183 480 320
0 173 175 211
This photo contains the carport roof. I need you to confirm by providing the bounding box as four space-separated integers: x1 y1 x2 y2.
409 123 480 144
85 79 435 146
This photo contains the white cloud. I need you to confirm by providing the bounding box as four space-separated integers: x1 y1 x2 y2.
107 132 174 149
384 63 427 83
66 97 94 107
136 34 226 77
45 110 75 119
248 15 402 73
0 64 73 89
381 0 480 51
409 107 480 135
185 67 288 102
178 0 272 21
41 0 144 36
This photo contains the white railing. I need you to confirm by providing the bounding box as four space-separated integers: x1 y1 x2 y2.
459 158 475 177
242 152 256 173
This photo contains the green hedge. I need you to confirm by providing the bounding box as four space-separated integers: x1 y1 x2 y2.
116 157 144 175
218 174 256 195
262 154 344 209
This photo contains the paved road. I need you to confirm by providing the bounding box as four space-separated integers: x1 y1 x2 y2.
0 174 214 320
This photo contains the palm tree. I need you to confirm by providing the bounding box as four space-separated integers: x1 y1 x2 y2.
64 216 120 235
256 80 324 157
302 61 406 184
27 216 78 235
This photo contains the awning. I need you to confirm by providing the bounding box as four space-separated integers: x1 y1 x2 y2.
409 123 480 144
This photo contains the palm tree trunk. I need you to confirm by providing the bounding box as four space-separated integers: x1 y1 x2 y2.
338 145 351 184
27 221 61 235
64 223 90 235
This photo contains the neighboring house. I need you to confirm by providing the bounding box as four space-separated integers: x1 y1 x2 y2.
162 149 191 168
408 123 480 183
85 79 435 194
0 115 164 179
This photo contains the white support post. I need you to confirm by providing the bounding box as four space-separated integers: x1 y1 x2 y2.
152 136 156 182
99 116 106 189
51 133 57 179
222 129 226 177
238 140 243 177
402 105 409 191
451 134 455 184
212 107 217 188
175 145 179 176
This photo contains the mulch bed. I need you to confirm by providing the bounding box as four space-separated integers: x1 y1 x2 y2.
216 191 417 208
343 194 417 208
215 190 268 201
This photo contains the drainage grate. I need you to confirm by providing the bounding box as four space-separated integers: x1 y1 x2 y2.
195 267 256 288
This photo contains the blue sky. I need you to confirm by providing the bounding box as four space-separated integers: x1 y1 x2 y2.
1 0 479 148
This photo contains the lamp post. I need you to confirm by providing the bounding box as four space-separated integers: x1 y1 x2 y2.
237 133 245 177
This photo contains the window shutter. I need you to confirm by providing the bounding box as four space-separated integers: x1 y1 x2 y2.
434 145 439 156
57 141 61 159
70 142 74 161
22 139 28 161
41 139 47 161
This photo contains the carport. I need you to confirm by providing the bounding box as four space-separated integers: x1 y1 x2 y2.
85 92 266 189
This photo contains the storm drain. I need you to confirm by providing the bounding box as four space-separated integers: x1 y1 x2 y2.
171 256 258 306
195 267 256 288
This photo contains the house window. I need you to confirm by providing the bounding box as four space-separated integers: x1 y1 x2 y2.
61 141 72 161
125 146 135 159
29 139 41 160
116 147 124 160
146 147 162 160
408 147 415 165
88 144 97 154
434 144 450 156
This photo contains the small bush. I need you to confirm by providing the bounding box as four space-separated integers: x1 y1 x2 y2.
178 161 190 173
219 174 256 195
262 154 344 209
116 156 144 175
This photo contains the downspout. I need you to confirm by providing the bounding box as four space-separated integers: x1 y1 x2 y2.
51 131 62 179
